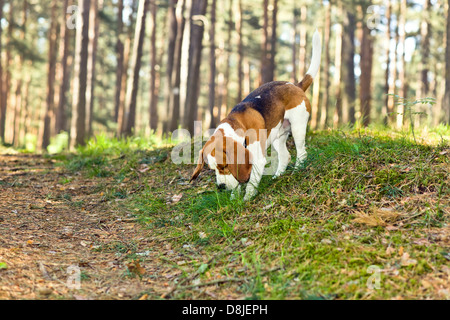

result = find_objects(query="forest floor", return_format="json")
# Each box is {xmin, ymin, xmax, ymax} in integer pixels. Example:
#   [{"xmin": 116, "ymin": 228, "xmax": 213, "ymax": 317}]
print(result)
[{"xmin": 0, "ymin": 128, "xmax": 449, "ymax": 300}]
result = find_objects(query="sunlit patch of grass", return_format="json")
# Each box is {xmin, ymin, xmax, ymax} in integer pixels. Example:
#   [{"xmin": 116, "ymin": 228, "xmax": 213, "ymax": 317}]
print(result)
[{"xmin": 61, "ymin": 126, "xmax": 449, "ymax": 300}]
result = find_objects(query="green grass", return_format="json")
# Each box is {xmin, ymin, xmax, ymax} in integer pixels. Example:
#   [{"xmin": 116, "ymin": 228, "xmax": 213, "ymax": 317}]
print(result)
[{"xmin": 61, "ymin": 127, "xmax": 450, "ymax": 300}]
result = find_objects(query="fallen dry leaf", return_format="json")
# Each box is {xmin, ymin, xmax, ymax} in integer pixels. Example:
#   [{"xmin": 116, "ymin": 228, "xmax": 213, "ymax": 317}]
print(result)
[{"xmin": 400, "ymin": 253, "xmax": 417, "ymax": 266}]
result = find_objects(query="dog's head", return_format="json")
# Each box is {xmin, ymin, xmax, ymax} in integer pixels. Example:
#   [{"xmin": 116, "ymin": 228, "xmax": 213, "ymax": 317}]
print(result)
[{"xmin": 190, "ymin": 130, "xmax": 252, "ymax": 190}]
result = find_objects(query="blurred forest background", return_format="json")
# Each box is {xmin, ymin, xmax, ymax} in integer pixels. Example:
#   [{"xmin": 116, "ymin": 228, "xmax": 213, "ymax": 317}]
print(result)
[{"xmin": 0, "ymin": 0, "xmax": 449, "ymax": 152}]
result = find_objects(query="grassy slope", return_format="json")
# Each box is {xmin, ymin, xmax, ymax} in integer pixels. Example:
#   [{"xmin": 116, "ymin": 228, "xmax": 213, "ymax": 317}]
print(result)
[{"xmin": 60, "ymin": 128, "xmax": 449, "ymax": 300}]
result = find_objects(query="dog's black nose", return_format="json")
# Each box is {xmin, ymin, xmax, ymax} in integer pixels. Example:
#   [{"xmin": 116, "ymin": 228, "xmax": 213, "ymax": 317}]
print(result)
[{"xmin": 217, "ymin": 184, "xmax": 226, "ymax": 190}]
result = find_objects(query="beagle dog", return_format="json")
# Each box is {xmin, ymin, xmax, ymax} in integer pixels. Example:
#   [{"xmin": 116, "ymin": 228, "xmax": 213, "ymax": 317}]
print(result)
[{"xmin": 191, "ymin": 30, "xmax": 322, "ymax": 201}]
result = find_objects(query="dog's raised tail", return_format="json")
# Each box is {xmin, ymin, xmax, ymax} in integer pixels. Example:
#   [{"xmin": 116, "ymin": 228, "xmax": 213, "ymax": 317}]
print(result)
[{"xmin": 298, "ymin": 29, "xmax": 322, "ymax": 92}]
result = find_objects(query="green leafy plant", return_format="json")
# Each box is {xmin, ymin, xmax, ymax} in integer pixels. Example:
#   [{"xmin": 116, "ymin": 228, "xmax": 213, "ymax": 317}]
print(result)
[{"xmin": 388, "ymin": 94, "xmax": 436, "ymax": 143}]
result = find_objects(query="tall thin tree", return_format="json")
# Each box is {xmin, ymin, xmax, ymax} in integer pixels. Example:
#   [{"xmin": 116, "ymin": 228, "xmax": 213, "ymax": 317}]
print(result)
[
  {"xmin": 55, "ymin": 0, "xmax": 72, "ymax": 134},
  {"xmin": 396, "ymin": 0, "xmax": 407, "ymax": 129},
  {"xmin": 319, "ymin": 1, "xmax": 331, "ymax": 129},
  {"xmin": 86, "ymin": 0, "xmax": 100, "ymax": 138},
  {"xmin": 0, "ymin": 0, "xmax": 5, "ymax": 143},
  {"xmin": 168, "ymin": 0, "xmax": 187, "ymax": 132},
  {"xmin": 445, "ymin": 0, "xmax": 450, "ymax": 124},
  {"xmin": 360, "ymin": 16, "xmax": 374, "ymax": 127},
  {"xmin": 70, "ymin": 0, "xmax": 91, "ymax": 149},
  {"xmin": 149, "ymin": 0, "xmax": 159, "ymax": 131},
  {"xmin": 184, "ymin": 0, "xmax": 208, "ymax": 134},
  {"xmin": 42, "ymin": 0, "xmax": 59, "ymax": 150},
  {"xmin": 124, "ymin": 0, "xmax": 150, "ymax": 136},
  {"xmin": 208, "ymin": 0, "xmax": 217, "ymax": 128},
  {"xmin": 114, "ymin": 0, "xmax": 124, "ymax": 122}
]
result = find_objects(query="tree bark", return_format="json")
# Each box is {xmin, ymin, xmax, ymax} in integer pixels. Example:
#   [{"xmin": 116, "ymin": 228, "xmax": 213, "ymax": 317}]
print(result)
[
  {"xmin": 0, "ymin": 0, "xmax": 4, "ymax": 143},
  {"xmin": 161, "ymin": 0, "xmax": 178, "ymax": 134},
  {"xmin": 184, "ymin": 0, "xmax": 208, "ymax": 135},
  {"xmin": 168, "ymin": 0, "xmax": 187, "ymax": 132},
  {"xmin": 319, "ymin": 1, "xmax": 331, "ymax": 129},
  {"xmin": 260, "ymin": 0, "xmax": 270, "ymax": 84},
  {"xmin": 383, "ymin": 0, "xmax": 392, "ymax": 125},
  {"xmin": 70, "ymin": 0, "xmax": 91, "ymax": 149},
  {"xmin": 0, "ymin": 0, "xmax": 3, "ymax": 143},
  {"xmin": 291, "ymin": 6, "xmax": 298, "ymax": 83},
  {"xmin": 55, "ymin": 0, "xmax": 72, "ymax": 134},
  {"xmin": 13, "ymin": 0, "xmax": 28, "ymax": 147},
  {"xmin": 417, "ymin": 0, "xmax": 431, "ymax": 127},
  {"xmin": 149, "ymin": 0, "xmax": 159, "ymax": 131},
  {"xmin": 42, "ymin": 0, "xmax": 59, "ymax": 150},
  {"xmin": 388, "ymin": 2, "xmax": 400, "ymax": 126},
  {"xmin": 3, "ymin": 1, "xmax": 13, "ymax": 143},
  {"xmin": 86, "ymin": 0, "xmax": 100, "ymax": 138},
  {"xmin": 310, "ymin": 30, "xmax": 322, "ymax": 130},
  {"xmin": 208, "ymin": 0, "xmax": 217, "ymax": 128},
  {"xmin": 359, "ymin": 22, "xmax": 374, "ymax": 127},
  {"xmin": 114, "ymin": 0, "xmax": 124, "ymax": 122},
  {"xmin": 236, "ymin": 0, "xmax": 244, "ymax": 104},
  {"xmin": 298, "ymin": 5, "xmax": 307, "ymax": 79},
  {"xmin": 342, "ymin": 8, "xmax": 356, "ymax": 125},
  {"xmin": 396, "ymin": 0, "xmax": 407, "ymax": 129},
  {"xmin": 269, "ymin": 0, "xmax": 278, "ymax": 82},
  {"xmin": 445, "ymin": 0, "xmax": 450, "ymax": 124},
  {"xmin": 333, "ymin": 4, "xmax": 343, "ymax": 127},
  {"xmin": 124, "ymin": 0, "xmax": 150, "ymax": 136}
]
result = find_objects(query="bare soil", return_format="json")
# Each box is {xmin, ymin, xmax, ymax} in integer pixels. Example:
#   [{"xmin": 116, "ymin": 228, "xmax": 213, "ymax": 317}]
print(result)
[{"xmin": 0, "ymin": 154, "xmax": 176, "ymax": 300}]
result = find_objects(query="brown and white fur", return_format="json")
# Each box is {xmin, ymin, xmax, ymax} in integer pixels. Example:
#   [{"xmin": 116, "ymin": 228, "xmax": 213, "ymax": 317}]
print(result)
[{"xmin": 191, "ymin": 30, "xmax": 322, "ymax": 201}]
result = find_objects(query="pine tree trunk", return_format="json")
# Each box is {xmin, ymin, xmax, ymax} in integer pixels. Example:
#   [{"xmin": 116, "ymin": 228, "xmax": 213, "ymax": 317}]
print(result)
[
  {"xmin": 319, "ymin": 1, "xmax": 331, "ymax": 129},
  {"xmin": 416, "ymin": 0, "xmax": 431, "ymax": 128},
  {"xmin": 310, "ymin": 30, "xmax": 322, "ymax": 130},
  {"xmin": 360, "ymin": 22, "xmax": 374, "ymax": 127},
  {"xmin": 117, "ymin": 37, "xmax": 131, "ymax": 136},
  {"xmin": 219, "ymin": 0, "xmax": 232, "ymax": 119},
  {"xmin": 397, "ymin": 0, "xmax": 407, "ymax": 129},
  {"xmin": 161, "ymin": 0, "xmax": 178, "ymax": 134},
  {"xmin": 70, "ymin": 0, "xmax": 91, "ymax": 149},
  {"xmin": 445, "ymin": 0, "xmax": 450, "ymax": 124},
  {"xmin": 149, "ymin": 0, "xmax": 159, "ymax": 131},
  {"xmin": 383, "ymin": 0, "xmax": 392, "ymax": 125},
  {"xmin": 342, "ymin": 8, "xmax": 356, "ymax": 125},
  {"xmin": 291, "ymin": 6, "xmax": 298, "ymax": 83},
  {"xmin": 55, "ymin": 0, "xmax": 72, "ymax": 134},
  {"xmin": 13, "ymin": 0, "xmax": 28, "ymax": 147},
  {"xmin": 260, "ymin": 0, "xmax": 270, "ymax": 84},
  {"xmin": 388, "ymin": 2, "xmax": 400, "ymax": 126},
  {"xmin": 124, "ymin": 0, "xmax": 150, "ymax": 136},
  {"xmin": 114, "ymin": 0, "xmax": 124, "ymax": 122},
  {"xmin": 236, "ymin": 0, "xmax": 243, "ymax": 104},
  {"xmin": 86, "ymin": 0, "xmax": 99, "ymax": 138},
  {"xmin": 269, "ymin": 0, "xmax": 277, "ymax": 81},
  {"xmin": 184, "ymin": 0, "xmax": 208, "ymax": 134},
  {"xmin": 42, "ymin": 0, "xmax": 59, "ymax": 150},
  {"xmin": 298, "ymin": 5, "xmax": 307, "ymax": 79},
  {"xmin": 3, "ymin": 2, "xmax": 13, "ymax": 143},
  {"xmin": 333, "ymin": 5, "xmax": 343, "ymax": 127},
  {"xmin": 208, "ymin": 0, "xmax": 217, "ymax": 128},
  {"xmin": 168, "ymin": 0, "xmax": 186, "ymax": 132},
  {"xmin": 0, "ymin": 0, "xmax": 4, "ymax": 142}
]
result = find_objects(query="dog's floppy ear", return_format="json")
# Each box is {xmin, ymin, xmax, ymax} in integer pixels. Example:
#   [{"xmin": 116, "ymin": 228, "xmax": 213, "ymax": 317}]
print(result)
[
  {"xmin": 226, "ymin": 139, "xmax": 252, "ymax": 183},
  {"xmin": 190, "ymin": 138, "xmax": 215, "ymax": 182}
]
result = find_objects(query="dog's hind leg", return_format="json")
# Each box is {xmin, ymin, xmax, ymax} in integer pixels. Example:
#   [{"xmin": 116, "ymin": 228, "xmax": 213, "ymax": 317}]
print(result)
[{"xmin": 286, "ymin": 101, "xmax": 310, "ymax": 169}]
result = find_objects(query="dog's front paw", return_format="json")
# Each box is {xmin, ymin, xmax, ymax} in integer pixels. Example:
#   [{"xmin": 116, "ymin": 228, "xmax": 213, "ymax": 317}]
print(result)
[{"xmin": 243, "ymin": 186, "xmax": 257, "ymax": 201}]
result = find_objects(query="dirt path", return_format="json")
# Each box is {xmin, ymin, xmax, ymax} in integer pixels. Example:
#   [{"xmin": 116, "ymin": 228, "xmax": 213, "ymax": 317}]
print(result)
[{"xmin": 0, "ymin": 154, "xmax": 173, "ymax": 300}]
